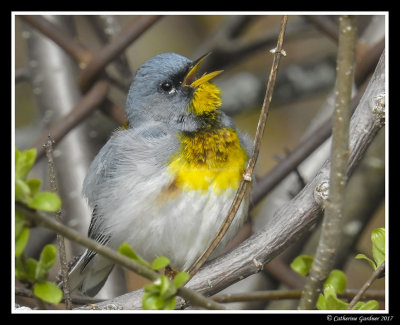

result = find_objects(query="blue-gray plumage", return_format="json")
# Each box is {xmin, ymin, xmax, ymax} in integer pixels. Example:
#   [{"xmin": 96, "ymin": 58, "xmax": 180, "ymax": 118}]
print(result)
[{"xmin": 67, "ymin": 53, "xmax": 252, "ymax": 297}]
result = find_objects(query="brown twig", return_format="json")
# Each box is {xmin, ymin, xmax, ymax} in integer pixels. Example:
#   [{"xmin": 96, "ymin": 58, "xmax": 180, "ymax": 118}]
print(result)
[
  {"xmin": 15, "ymin": 286, "xmax": 105, "ymax": 305},
  {"xmin": 19, "ymin": 15, "xmax": 93, "ymax": 65},
  {"xmin": 33, "ymin": 79, "xmax": 110, "ymax": 160},
  {"xmin": 250, "ymin": 31, "xmax": 382, "ymax": 208},
  {"xmin": 198, "ymin": 17, "xmax": 309, "ymax": 73},
  {"xmin": 43, "ymin": 136, "xmax": 72, "ymax": 309},
  {"xmin": 263, "ymin": 258, "xmax": 305, "ymax": 290},
  {"xmin": 303, "ymin": 15, "xmax": 339, "ymax": 43},
  {"xmin": 15, "ymin": 202, "xmax": 227, "ymax": 310},
  {"xmin": 355, "ymin": 37, "xmax": 385, "ymax": 87},
  {"xmin": 250, "ymin": 83, "xmax": 365, "ymax": 209},
  {"xmin": 299, "ymin": 15, "xmax": 357, "ymax": 310},
  {"xmin": 77, "ymin": 15, "xmax": 162, "ymax": 90},
  {"xmin": 348, "ymin": 261, "xmax": 385, "ymax": 309},
  {"xmin": 187, "ymin": 15, "xmax": 289, "ymax": 277},
  {"xmin": 57, "ymin": 50, "xmax": 385, "ymax": 310},
  {"xmin": 212, "ymin": 288, "xmax": 385, "ymax": 304}
]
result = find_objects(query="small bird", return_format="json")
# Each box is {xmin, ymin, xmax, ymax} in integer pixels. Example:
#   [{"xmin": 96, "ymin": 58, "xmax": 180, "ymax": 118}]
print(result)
[{"xmin": 68, "ymin": 52, "xmax": 252, "ymax": 296}]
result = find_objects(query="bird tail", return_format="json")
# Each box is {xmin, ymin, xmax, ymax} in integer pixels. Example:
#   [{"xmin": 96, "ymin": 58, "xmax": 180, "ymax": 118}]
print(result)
[{"xmin": 67, "ymin": 250, "xmax": 114, "ymax": 297}]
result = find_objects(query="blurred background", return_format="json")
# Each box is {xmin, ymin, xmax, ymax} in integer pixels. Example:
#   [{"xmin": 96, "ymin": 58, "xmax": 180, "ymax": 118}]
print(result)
[{"xmin": 13, "ymin": 13, "xmax": 386, "ymax": 310}]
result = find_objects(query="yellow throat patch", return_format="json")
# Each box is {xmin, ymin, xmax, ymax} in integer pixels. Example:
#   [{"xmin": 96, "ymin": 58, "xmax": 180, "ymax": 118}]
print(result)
[
  {"xmin": 188, "ymin": 81, "xmax": 222, "ymax": 115},
  {"xmin": 167, "ymin": 81, "xmax": 248, "ymax": 195}
]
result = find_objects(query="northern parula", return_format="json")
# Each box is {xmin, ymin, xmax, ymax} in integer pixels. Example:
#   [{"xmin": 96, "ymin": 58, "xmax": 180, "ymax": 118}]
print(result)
[{"xmin": 68, "ymin": 52, "xmax": 252, "ymax": 296}]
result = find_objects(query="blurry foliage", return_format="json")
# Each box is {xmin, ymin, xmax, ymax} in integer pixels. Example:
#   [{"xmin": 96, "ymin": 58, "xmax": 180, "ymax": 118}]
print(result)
[
  {"xmin": 291, "ymin": 227, "xmax": 385, "ymax": 310},
  {"xmin": 15, "ymin": 147, "xmax": 63, "ymax": 305}
]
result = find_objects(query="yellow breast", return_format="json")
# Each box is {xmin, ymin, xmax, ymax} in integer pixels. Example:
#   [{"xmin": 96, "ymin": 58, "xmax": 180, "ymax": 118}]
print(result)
[{"xmin": 167, "ymin": 128, "xmax": 248, "ymax": 195}]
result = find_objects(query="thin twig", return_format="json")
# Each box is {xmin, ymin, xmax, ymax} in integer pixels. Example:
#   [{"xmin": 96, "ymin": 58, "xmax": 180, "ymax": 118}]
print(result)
[
  {"xmin": 212, "ymin": 288, "xmax": 386, "ymax": 304},
  {"xmin": 20, "ymin": 15, "xmax": 92, "ymax": 65},
  {"xmin": 348, "ymin": 262, "xmax": 385, "ymax": 309},
  {"xmin": 87, "ymin": 15, "xmax": 133, "ymax": 82},
  {"xmin": 303, "ymin": 15, "xmax": 339, "ymax": 43},
  {"xmin": 250, "ymin": 81, "xmax": 366, "ymax": 209},
  {"xmin": 197, "ymin": 17, "xmax": 309, "ymax": 73},
  {"xmin": 43, "ymin": 136, "xmax": 72, "ymax": 310},
  {"xmin": 67, "ymin": 51, "xmax": 385, "ymax": 310},
  {"xmin": 15, "ymin": 286, "xmax": 105, "ymax": 306},
  {"xmin": 77, "ymin": 15, "xmax": 161, "ymax": 90},
  {"xmin": 33, "ymin": 79, "xmax": 110, "ymax": 160},
  {"xmin": 251, "ymin": 27, "xmax": 383, "ymax": 208},
  {"xmin": 187, "ymin": 15, "xmax": 289, "ymax": 277},
  {"xmin": 298, "ymin": 15, "xmax": 357, "ymax": 310},
  {"xmin": 15, "ymin": 202, "xmax": 227, "ymax": 310}
]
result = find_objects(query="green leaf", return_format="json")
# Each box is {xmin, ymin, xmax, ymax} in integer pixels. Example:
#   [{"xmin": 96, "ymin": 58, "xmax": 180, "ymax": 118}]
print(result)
[
  {"xmin": 173, "ymin": 272, "xmax": 190, "ymax": 289},
  {"xmin": 151, "ymin": 256, "xmax": 170, "ymax": 270},
  {"xmin": 26, "ymin": 178, "xmax": 42, "ymax": 196},
  {"xmin": 320, "ymin": 284, "xmax": 349, "ymax": 310},
  {"xmin": 33, "ymin": 281, "xmax": 63, "ymax": 304},
  {"xmin": 39, "ymin": 244, "xmax": 57, "ymax": 271},
  {"xmin": 15, "ymin": 211, "xmax": 26, "ymax": 238},
  {"xmin": 353, "ymin": 300, "xmax": 379, "ymax": 310},
  {"xmin": 325, "ymin": 294, "xmax": 349, "ymax": 310},
  {"xmin": 371, "ymin": 228, "xmax": 385, "ymax": 268},
  {"xmin": 15, "ymin": 178, "xmax": 31, "ymax": 203},
  {"xmin": 352, "ymin": 301, "xmax": 364, "ymax": 310},
  {"xmin": 15, "ymin": 257, "xmax": 27, "ymax": 281},
  {"xmin": 144, "ymin": 283, "xmax": 159, "ymax": 295},
  {"xmin": 142, "ymin": 293, "xmax": 164, "ymax": 310},
  {"xmin": 15, "ymin": 148, "xmax": 37, "ymax": 181},
  {"xmin": 355, "ymin": 253, "xmax": 377, "ymax": 270},
  {"xmin": 316, "ymin": 294, "xmax": 327, "ymax": 310},
  {"xmin": 28, "ymin": 191, "xmax": 61, "ymax": 212},
  {"xmin": 163, "ymin": 296, "xmax": 176, "ymax": 310},
  {"xmin": 118, "ymin": 242, "xmax": 150, "ymax": 268},
  {"xmin": 26, "ymin": 258, "xmax": 39, "ymax": 282},
  {"xmin": 159, "ymin": 275, "xmax": 172, "ymax": 298},
  {"xmin": 15, "ymin": 227, "xmax": 30, "ymax": 257},
  {"xmin": 290, "ymin": 255, "xmax": 314, "ymax": 276},
  {"xmin": 324, "ymin": 269, "xmax": 347, "ymax": 294}
]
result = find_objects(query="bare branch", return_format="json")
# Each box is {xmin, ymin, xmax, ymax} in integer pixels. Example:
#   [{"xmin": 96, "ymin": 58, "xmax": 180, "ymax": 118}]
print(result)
[
  {"xmin": 298, "ymin": 15, "xmax": 358, "ymax": 310},
  {"xmin": 15, "ymin": 203, "xmax": 227, "ymax": 310},
  {"xmin": 348, "ymin": 262, "xmax": 385, "ymax": 309},
  {"xmin": 33, "ymin": 79, "xmax": 110, "ymax": 160},
  {"xmin": 212, "ymin": 288, "xmax": 385, "ymax": 304},
  {"xmin": 20, "ymin": 15, "xmax": 92, "ymax": 65},
  {"xmin": 77, "ymin": 16, "xmax": 161, "ymax": 90},
  {"xmin": 43, "ymin": 136, "xmax": 72, "ymax": 310},
  {"xmin": 187, "ymin": 15, "xmax": 289, "ymax": 277},
  {"xmin": 67, "ymin": 48, "xmax": 385, "ymax": 311}
]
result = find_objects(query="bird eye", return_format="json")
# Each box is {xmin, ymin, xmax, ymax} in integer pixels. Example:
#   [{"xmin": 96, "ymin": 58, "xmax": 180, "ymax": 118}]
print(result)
[{"xmin": 161, "ymin": 81, "xmax": 173, "ymax": 92}]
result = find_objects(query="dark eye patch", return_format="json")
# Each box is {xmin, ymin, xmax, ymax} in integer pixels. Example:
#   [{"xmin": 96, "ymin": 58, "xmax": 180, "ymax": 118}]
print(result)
[{"xmin": 161, "ymin": 81, "xmax": 173, "ymax": 92}]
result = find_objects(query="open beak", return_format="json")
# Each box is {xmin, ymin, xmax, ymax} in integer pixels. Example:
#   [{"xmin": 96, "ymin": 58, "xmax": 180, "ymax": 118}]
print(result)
[{"xmin": 183, "ymin": 52, "xmax": 223, "ymax": 88}]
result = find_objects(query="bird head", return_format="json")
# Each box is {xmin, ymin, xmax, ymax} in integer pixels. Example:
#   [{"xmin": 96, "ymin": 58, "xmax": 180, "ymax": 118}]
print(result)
[{"xmin": 125, "ymin": 52, "xmax": 223, "ymax": 132}]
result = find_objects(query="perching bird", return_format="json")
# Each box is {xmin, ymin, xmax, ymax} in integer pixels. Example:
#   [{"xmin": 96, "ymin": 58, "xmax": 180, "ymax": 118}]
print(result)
[{"xmin": 68, "ymin": 52, "xmax": 252, "ymax": 296}]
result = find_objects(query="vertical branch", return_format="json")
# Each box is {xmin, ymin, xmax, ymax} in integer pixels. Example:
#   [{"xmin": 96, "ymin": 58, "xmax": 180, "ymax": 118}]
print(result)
[
  {"xmin": 298, "ymin": 15, "xmax": 357, "ymax": 309},
  {"xmin": 44, "ymin": 136, "xmax": 72, "ymax": 310},
  {"xmin": 188, "ymin": 15, "xmax": 288, "ymax": 277}
]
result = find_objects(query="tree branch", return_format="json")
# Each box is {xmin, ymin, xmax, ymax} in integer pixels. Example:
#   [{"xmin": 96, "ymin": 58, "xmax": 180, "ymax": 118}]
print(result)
[
  {"xmin": 212, "ymin": 288, "xmax": 385, "ymax": 304},
  {"xmin": 187, "ymin": 15, "xmax": 289, "ymax": 277},
  {"xmin": 15, "ymin": 203, "xmax": 227, "ymax": 310},
  {"xmin": 348, "ymin": 261, "xmax": 385, "ymax": 309},
  {"xmin": 90, "ymin": 50, "xmax": 384, "ymax": 310},
  {"xmin": 298, "ymin": 15, "xmax": 358, "ymax": 310},
  {"xmin": 20, "ymin": 15, "xmax": 92, "ymax": 65},
  {"xmin": 77, "ymin": 15, "xmax": 161, "ymax": 90},
  {"xmin": 43, "ymin": 136, "xmax": 72, "ymax": 310},
  {"xmin": 33, "ymin": 79, "xmax": 110, "ymax": 160}
]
